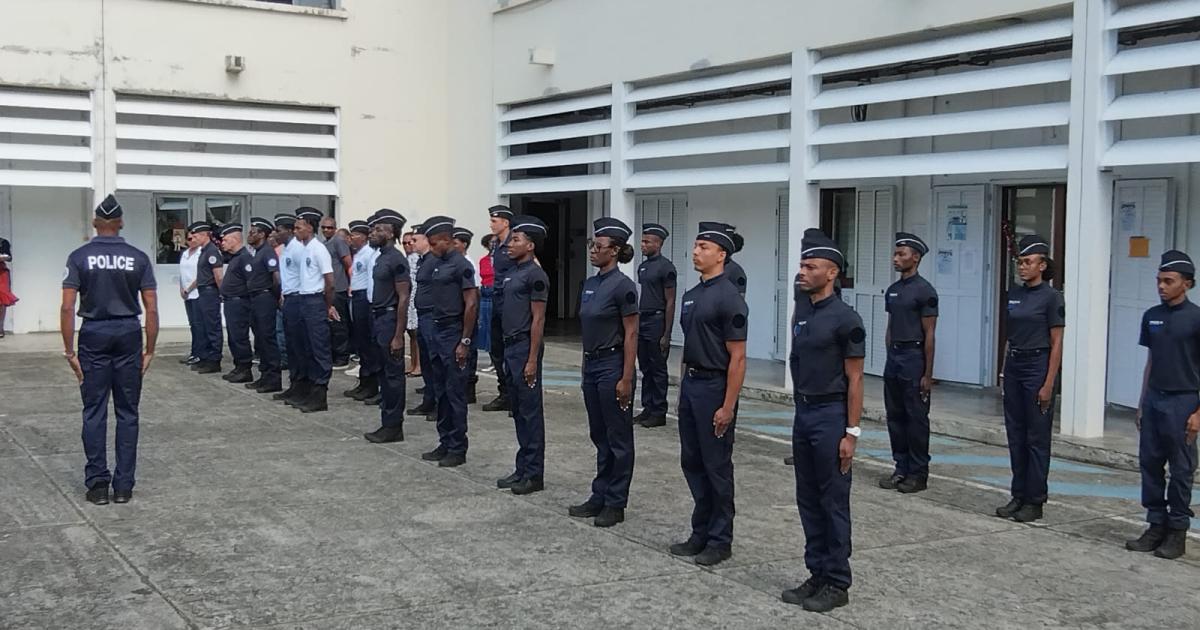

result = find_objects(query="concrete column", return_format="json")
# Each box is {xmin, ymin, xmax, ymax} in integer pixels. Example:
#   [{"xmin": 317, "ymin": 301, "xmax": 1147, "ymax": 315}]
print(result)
[
  {"xmin": 1061, "ymin": 0, "xmax": 1117, "ymax": 438},
  {"xmin": 610, "ymin": 82, "xmax": 636, "ymax": 276},
  {"xmin": 784, "ymin": 49, "xmax": 822, "ymax": 389}
]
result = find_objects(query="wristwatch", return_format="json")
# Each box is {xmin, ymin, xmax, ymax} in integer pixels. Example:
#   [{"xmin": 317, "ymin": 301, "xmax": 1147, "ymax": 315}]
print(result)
[
  {"xmin": 844, "ymin": 426, "xmax": 862, "ymax": 438},
  {"xmin": 460, "ymin": 337, "xmax": 472, "ymax": 347}
]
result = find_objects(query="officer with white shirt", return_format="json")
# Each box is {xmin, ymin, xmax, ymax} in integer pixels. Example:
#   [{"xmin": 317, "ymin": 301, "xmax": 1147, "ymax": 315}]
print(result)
[
  {"xmin": 291, "ymin": 207, "xmax": 338, "ymax": 413},
  {"xmin": 344, "ymin": 219, "xmax": 382, "ymax": 401},
  {"xmin": 177, "ymin": 234, "xmax": 202, "ymax": 365},
  {"xmin": 272, "ymin": 214, "xmax": 308, "ymax": 405}
]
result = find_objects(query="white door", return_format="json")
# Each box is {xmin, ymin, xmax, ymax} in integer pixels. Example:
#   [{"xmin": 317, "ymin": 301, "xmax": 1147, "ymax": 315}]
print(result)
[
  {"xmin": 931, "ymin": 185, "xmax": 988, "ymax": 385},
  {"xmin": 849, "ymin": 187, "xmax": 895, "ymax": 376},
  {"xmin": 635, "ymin": 193, "xmax": 688, "ymax": 345},
  {"xmin": 774, "ymin": 190, "xmax": 790, "ymax": 359},
  {"xmin": 1107, "ymin": 179, "xmax": 1172, "ymax": 408}
]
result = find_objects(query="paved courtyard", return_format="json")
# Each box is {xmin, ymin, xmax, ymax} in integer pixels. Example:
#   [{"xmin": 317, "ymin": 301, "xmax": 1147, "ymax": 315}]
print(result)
[{"xmin": 2, "ymin": 344, "xmax": 1198, "ymax": 629}]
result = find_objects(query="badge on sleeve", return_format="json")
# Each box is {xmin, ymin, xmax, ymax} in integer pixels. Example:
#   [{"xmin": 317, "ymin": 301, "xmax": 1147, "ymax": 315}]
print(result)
[
  {"xmin": 208, "ymin": 255, "xmax": 218, "ymax": 265},
  {"xmin": 245, "ymin": 264, "xmax": 253, "ymax": 272},
  {"xmin": 268, "ymin": 259, "xmax": 278, "ymax": 268}
]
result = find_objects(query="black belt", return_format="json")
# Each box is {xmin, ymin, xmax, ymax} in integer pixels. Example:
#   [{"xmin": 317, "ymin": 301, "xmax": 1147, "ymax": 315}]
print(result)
[
  {"xmin": 684, "ymin": 364, "xmax": 725, "ymax": 379},
  {"xmin": 224, "ymin": 295, "xmax": 250, "ymax": 300},
  {"xmin": 249, "ymin": 289, "xmax": 273, "ymax": 296},
  {"xmin": 584, "ymin": 345, "xmax": 622, "ymax": 359},
  {"xmin": 504, "ymin": 331, "xmax": 529, "ymax": 344},
  {"xmin": 890, "ymin": 341, "xmax": 923, "ymax": 350},
  {"xmin": 640, "ymin": 309, "xmax": 665, "ymax": 315},
  {"xmin": 351, "ymin": 289, "xmax": 368, "ymax": 297},
  {"xmin": 1008, "ymin": 347, "xmax": 1047, "ymax": 357},
  {"xmin": 435, "ymin": 316, "xmax": 463, "ymax": 328},
  {"xmin": 373, "ymin": 306, "xmax": 396, "ymax": 314},
  {"xmin": 796, "ymin": 392, "xmax": 847, "ymax": 404}
]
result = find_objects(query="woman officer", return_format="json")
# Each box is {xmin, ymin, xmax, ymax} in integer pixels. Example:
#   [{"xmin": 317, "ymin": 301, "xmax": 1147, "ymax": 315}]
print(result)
[
  {"xmin": 568, "ymin": 217, "xmax": 640, "ymax": 528},
  {"xmin": 996, "ymin": 234, "xmax": 1065, "ymax": 523}
]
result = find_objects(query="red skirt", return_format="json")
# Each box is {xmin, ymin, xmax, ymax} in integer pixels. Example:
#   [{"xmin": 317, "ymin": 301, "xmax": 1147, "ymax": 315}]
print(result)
[{"xmin": 0, "ymin": 266, "xmax": 18, "ymax": 307}]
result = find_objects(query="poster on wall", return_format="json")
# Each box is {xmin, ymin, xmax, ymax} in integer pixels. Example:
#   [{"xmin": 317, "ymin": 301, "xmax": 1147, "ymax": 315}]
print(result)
[{"xmin": 936, "ymin": 249, "xmax": 954, "ymax": 276}]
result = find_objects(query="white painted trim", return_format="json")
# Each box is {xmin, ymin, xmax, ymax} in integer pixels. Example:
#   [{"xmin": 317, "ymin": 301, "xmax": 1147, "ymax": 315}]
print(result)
[
  {"xmin": 499, "ymin": 147, "xmax": 611, "ymax": 170},
  {"xmin": 1102, "ymin": 136, "xmax": 1200, "ymax": 167},
  {"xmin": 116, "ymin": 174, "xmax": 337, "ymax": 195},
  {"xmin": 499, "ymin": 120, "xmax": 611, "ymax": 146},
  {"xmin": 115, "ymin": 149, "xmax": 338, "ymax": 172},
  {"xmin": 0, "ymin": 90, "xmax": 92, "ymax": 111},
  {"xmin": 626, "ymin": 129, "xmax": 789, "ymax": 160},
  {"xmin": 625, "ymin": 163, "xmax": 789, "ymax": 189},
  {"xmin": 625, "ymin": 64, "xmax": 791, "ymax": 103},
  {"xmin": 497, "ymin": 173, "xmax": 611, "ymax": 195},
  {"xmin": 0, "ymin": 169, "xmax": 92, "ymax": 188},
  {"xmin": 1106, "ymin": 0, "xmax": 1200, "ymax": 29},
  {"xmin": 499, "ymin": 92, "xmax": 612, "ymax": 121},
  {"xmin": 1105, "ymin": 39, "xmax": 1200, "ymax": 75},
  {"xmin": 0, "ymin": 143, "xmax": 92, "ymax": 163},
  {"xmin": 115, "ymin": 99, "xmax": 337, "ymax": 126},
  {"xmin": 115, "ymin": 124, "xmax": 337, "ymax": 149},
  {"xmin": 0, "ymin": 117, "xmax": 92, "ymax": 137},
  {"xmin": 1104, "ymin": 88, "xmax": 1200, "ymax": 121},
  {"xmin": 627, "ymin": 95, "xmax": 790, "ymax": 131},
  {"xmin": 808, "ymin": 145, "xmax": 1068, "ymax": 180},
  {"xmin": 809, "ymin": 102, "xmax": 1069, "ymax": 145}
]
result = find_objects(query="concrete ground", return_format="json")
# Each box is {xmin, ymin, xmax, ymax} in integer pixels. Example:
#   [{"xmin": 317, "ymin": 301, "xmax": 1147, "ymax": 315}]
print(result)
[{"xmin": 2, "ymin": 341, "xmax": 1199, "ymax": 629}]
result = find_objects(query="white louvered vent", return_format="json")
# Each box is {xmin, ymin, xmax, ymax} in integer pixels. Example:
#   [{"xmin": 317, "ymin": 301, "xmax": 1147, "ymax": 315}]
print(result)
[
  {"xmin": 498, "ymin": 91, "xmax": 612, "ymax": 195},
  {"xmin": 0, "ymin": 86, "xmax": 93, "ymax": 188}
]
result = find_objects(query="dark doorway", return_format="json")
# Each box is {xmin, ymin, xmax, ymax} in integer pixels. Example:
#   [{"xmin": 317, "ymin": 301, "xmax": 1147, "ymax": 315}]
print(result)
[{"xmin": 510, "ymin": 192, "xmax": 588, "ymax": 338}]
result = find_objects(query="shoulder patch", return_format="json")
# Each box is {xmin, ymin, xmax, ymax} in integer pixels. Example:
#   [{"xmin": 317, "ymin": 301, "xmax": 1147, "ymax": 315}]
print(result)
[
  {"xmin": 208, "ymin": 255, "xmax": 218, "ymax": 265},
  {"xmin": 732, "ymin": 313, "xmax": 747, "ymax": 329},
  {"xmin": 398, "ymin": 264, "xmax": 408, "ymax": 275},
  {"xmin": 667, "ymin": 271, "xmax": 677, "ymax": 281},
  {"xmin": 1058, "ymin": 306, "xmax": 1065, "ymax": 318},
  {"xmin": 737, "ymin": 276, "xmax": 746, "ymax": 286},
  {"xmin": 244, "ymin": 263, "xmax": 253, "ymax": 272},
  {"xmin": 625, "ymin": 290, "xmax": 637, "ymax": 305},
  {"xmin": 849, "ymin": 327, "xmax": 866, "ymax": 343},
  {"xmin": 927, "ymin": 296, "xmax": 938, "ymax": 308},
  {"xmin": 62, "ymin": 266, "xmax": 69, "ymax": 281},
  {"xmin": 533, "ymin": 280, "xmax": 547, "ymax": 292},
  {"xmin": 463, "ymin": 268, "xmax": 474, "ymax": 279},
  {"xmin": 268, "ymin": 258, "xmax": 277, "ymax": 268}
]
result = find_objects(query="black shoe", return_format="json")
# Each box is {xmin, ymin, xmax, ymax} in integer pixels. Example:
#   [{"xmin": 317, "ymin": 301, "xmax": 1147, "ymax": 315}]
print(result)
[
  {"xmin": 255, "ymin": 379, "xmax": 282, "ymax": 394},
  {"xmin": 244, "ymin": 378, "xmax": 263, "ymax": 389},
  {"xmin": 422, "ymin": 446, "xmax": 448, "ymax": 461},
  {"xmin": 223, "ymin": 366, "xmax": 253, "ymax": 383},
  {"xmin": 415, "ymin": 386, "xmax": 425, "ymax": 395},
  {"xmin": 482, "ymin": 396, "xmax": 510, "ymax": 412},
  {"xmin": 466, "ymin": 385, "xmax": 476, "ymax": 404},
  {"xmin": 1126, "ymin": 524, "xmax": 1167, "ymax": 552},
  {"xmin": 272, "ymin": 382, "xmax": 297, "ymax": 401},
  {"xmin": 568, "ymin": 501, "xmax": 603, "ymax": 518},
  {"xmin": 363, "ymin": 426, "xmax": 404, "ymax": 443},
  {"xmin": 286, "ymin": 382, "xmax": 314, "ymax": 407},
  {"xmin": 878, "ymin": 473, "xmax": 904, "ymax": 490},
  {"xmin": 510, "ymin": 477, "xmax": 544, "ymax": 495},
  {"xmin": 633, "ymin": 409, "xmax": 650, "ymax": 424},
  {"xmin": 179, "ymin": 355, "xmax": 196, "ymax": 364},
  {"xmin": 351, "ymin": 378, "xmax": 379, "ymax": 401},
  {"xmin": 408, "ymin": 402, "xmax": 436, "ymax": 415},
  {"xmin": 897, "ymin": 477, "xmax": 928, "ymax": 494},
  {"xmin": 995, "ymin": 498, "xmax": 1023, "ymax": 518},
  {"xmin": 1012, "ymin": 503, "xmax": 1043, "ymax": 523},
  {"xmin": 332, "ymin": 359, "xmax": 349, "ymax": 369},
  {"xmin": 784, "ymin": 456, "xmax": 794, "ymax": 466},
  {"xmin": 438, "ymin": 453, "xmax": 466, "ymax": 468},
  {"xmin": 496, "ymin": 472, "xmax": 521, "ymax": 489},
  {"xmin": 669, "ymin": 538, "xmax": 706, "ymax": 557},
  {"xmin": 802, "ymin": 583, "xmax": 849, "ymax": 613},
  {"xmin": 781, "ymin": 576, "xmax": 823, "ymax": 606},
  {"xmin": 694, "ymin": 546, "xmax": 732, "ymax": 566},
  {"xmin": 594, "ymin": 507, "xmax": 624, "ymax": 528},
  {"xmin": 343, "ymin": 382, "xmax": 366, "ymax": 398},
  {"xmin": 1154, "ymin": 529, "xmax": 1187, "ymax": 560},
  {"xmin": 194, "ymin": 361, "xmax": 221, "ymax": 374},
  {"xmin": 112, "ymin": 489, "xmax": 132, "ymax": 504},
  {"xmin": 298, "ymin": 385, "xmax": 329, "ymax": 413},
  {"xmin": 85, "ymin": 482, "xmax": 109, "ymax": 505},
  {"xmin": 640, "ymin": 415, "xmax": 666, "ymax": 428},
  {"xmin": 362, "ymin": 392, "xmax": 382, "ymax": 406}
]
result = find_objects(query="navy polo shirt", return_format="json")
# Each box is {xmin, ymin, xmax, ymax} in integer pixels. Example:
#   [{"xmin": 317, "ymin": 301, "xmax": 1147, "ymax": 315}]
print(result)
[
  {"xmin": 680, "ymin": 272, "xmax": 749, "ymax": 372},
  {"xmin": 885, "ymin": 273, "xmax": 939, "ymax": 343},
  {"xmin": 413, "ymin": 253, "xmax": 436, "ymax": 313},
  {"xmin": 248, "ymin": 245, "xmax": 279, "ymax": 293},
  {"xmin": 62, "ymin": 236, "xmax": 156, "ymax": 320},
  {"xmin": 637, "ymin": 253, "xmax": 677, "ymax": 313},
  {"xmin": 580, "ymin": 267, "xmax": 638, "ymax": 351},
  {"xmin": 195, "ymin": 242, "xmax": 222, "ymax": 289},
  {"xmin": 220, "ymin": 247, "xmax": 252, "ymax": 299},
  {"xmin": 501, "ymin": 259, "xmax": 549, "ymax": 338},
  {"xmin": 491, "ymin": 232, "xmax": 516, "ymax": 304},
  {"xmin": 426, "ymin": 249, "xmax": 477, "ymax": 320},
  {"xmin": 371, "ymin": 246, "xmax": 410, "ymax": 310},
  {"xmin": 1005, "ymin": 282, "xmax": 1065, "ymax": 351},
  {"xmin": 724, "ymin": 258, "xmax": 748, "ymax": 297},
  {"xmin": 1140, "ymin": 299, "xmax": 1200, "ymax": 392},
  {"xmin": 790, "ymin": 293, "xmax": 866, "ymax": 396}
]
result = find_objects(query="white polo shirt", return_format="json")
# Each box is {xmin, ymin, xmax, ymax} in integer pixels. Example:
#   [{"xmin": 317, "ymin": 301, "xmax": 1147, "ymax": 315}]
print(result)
[
  {"xmin": 297, "ymin": 236, "xmax": 333, "ymax": 294},
  {"xmin": 350, "ymin": 245, "xmax": 378, "ymax": 292},
  {"xmin": 178, "ymin": 246, "xmax": 200, "ymax": 300},
  {"xmin": 280, "ymin": 238, "xmax": 305, "ymax": 295}
]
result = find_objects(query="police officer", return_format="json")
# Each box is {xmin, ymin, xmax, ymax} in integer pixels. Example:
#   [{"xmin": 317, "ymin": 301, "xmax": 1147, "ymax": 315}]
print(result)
[
  {"xmin": 291, "ymin": 207, "xmax": 339, "ymax": 413},
  {"xmin": 495, "ymin": 215, "xmax": 550, "ymax": 495},
  {"xmin": 879, "ymin": 232, "xmax": 938, "ymax": 494},
  {"xmin": 189, "ymin": 220, "xmax": 224, "ymax": 373},
  {"xmin": 453, "ymin": 227, "xmax": 480, "ymax": 404},
  {"xmin": 483, "ymin": 205, "xmax": 516, "ymax": 412},
  {"xmin": 408, "ymin": 223, "xmax": 441, "ymax": 421},
  {"xmin": 781, "ymin": 228, "xmax": 865, "ymax": 612},
  {"xmin": 635, "ymin": 223, "xmax": 676, "ymax": 429},
  {"xmin": 362, "ymin": 209, "xmax": 412, "ymax": 444},
  {"xmin": 722, "ymin": 225, "xmax": 748, "ymax": 298},
  {"xmin": 569, "ymin": 218, "xmax": 639, "ymax": 528},
  {"xmin": 244, "ymin": 217, "xmax": 282, "ymax": 393},
  {"xmin": 344, "ymin": 219, "xmax": 381, "ymax": 401},
  {"xmin": 996, "ymin": 234, "xmax": 1064, "ymax": 523},
  {"xmin": 272, "ymin": 214, "xmax": 310, "ymax": 405},
  {"xmin": 668, "ymin": 221, "xmax": 748, "ymax": 568},
  {"xmin": 416, "ymin": 217, "xmax": 479, "ymax": 468},
  {"xmin": 320, "ymin": 216, "xmax": 354, "ymax": 368},
  {"xmin": 1125, "ymin": 250, "xmax": 1200, "ymax": 560},
  {"xmin": 60, "ymin": 194, "xmax": 158, "ymax": 505},
  {"xmin": 217, "ymin": 223, "xmax": 254, "ymax": 383}
]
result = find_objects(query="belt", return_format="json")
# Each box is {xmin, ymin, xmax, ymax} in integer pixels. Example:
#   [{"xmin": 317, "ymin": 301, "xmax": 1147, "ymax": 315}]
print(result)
[
  {"xmin": 504, "ymin": 331, "xmax": 530, "ymax": 344},
  {"xmin": 890, "ymin": 340, "xmax": 923, "ymax": 350},
  {"xmin": 435, "ymin": 316, "xmax": 463, "ymax": 328},
  {"xmin": 250, "ymin": 289, "xmax": 273, "ymax": 296},
  {"xmin": 684, "ymin": 364, "xmax": 725, "ymax": 380},
  {"xmin": 351, "ymin": 289, "xmax": 368, "ymax": 297},
  {"xmin": 640, "ymin": 309, "xmax": 665, "ymax": 315},
  {"xmin": 1008, "ymin": 347, "xmax": 1047, "ymax": 357},
  {"xmin": 796, "ymin": 392, "xmax": 847, "ymax": 405},
  {"xmin": 373, "ymin": 306, "xmax": 397, "ymax": 314},
  {"xmin": 298, "ymin": 292, "xmax": 323, "ymax": 297},
  {"xmin": 225, "ymin": 295, "xmax": 250, "ymax": 300},
  {"xmin": 584, "ymin": 345, "xmax": 622, "ymax": 359}
]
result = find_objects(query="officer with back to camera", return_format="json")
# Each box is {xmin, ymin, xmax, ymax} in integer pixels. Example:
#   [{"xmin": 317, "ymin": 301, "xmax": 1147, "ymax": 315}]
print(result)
[{"xmin": 243, "ymin": 216, "xmax": 282, "ymax": 393}]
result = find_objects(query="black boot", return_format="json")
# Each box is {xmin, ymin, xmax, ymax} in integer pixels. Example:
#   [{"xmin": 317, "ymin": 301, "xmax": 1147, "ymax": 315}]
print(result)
[
  {"xmin": 256, "ymin": 377, "xmax": 282, "ymax": 394},
  {"xmin": 244, "ymin": 377, "xmax": 263, "ymax": 389},
  {"xmin": 995, "ymin": 498, "xmax": 1022, "ymax": 518},
  {"xmin": 363, "ymin": 425, "xmax": 404, "ymax": 443},
  {"xmin": 1012, "ymin": 503, "xmax": 1043, "ymax": 523},
  {"xmin": 496, "ymin": 472, "xmax": 520, "ymax": 489},
  {"xmin": 285, "ymin": 382, "xmax": 313, "ymax": 407},
  {"xmin": 669, "ymin": 538, "xmax": 705, "ymax": 557},
  {"xmin": 640, "ymin": 414, "xmax": 666, "ymax": 428},
  {"xmin": 422, "ymin": 445, "xmax": 448, "ymax": 461},
  {"xmin": 510, "ymin": 477, "xmax": 544, "ymax": 495},
  {"xmin": 1154, "ymin": 528, "xmax": 1187, "ymax": 560},
  {"xmin": 298, "ymin": 385, "xmax": 329, "ymax": 413},
  {"xmin": 802, "ymin": 583, "xmax": 849, "ymax": 613},
  {"xmin": 408, "ymin": 401, "xmax": 436, "ymax": 415},
  {"xmin": 781, "ymin": 576, "xmax": 823, "ymax": 606},
  {"xmin": 633, "ymin": 409, "xmax": 650, "ymax": 425},
  {"xmin": 482, "ymin": 395, "xmax": 510, "ymax": 412},
  {"xmin": 897, "ymin": 476, "xmax": 928, "ymax": 494},
  {"xmin": 362, "ymin": 392, "xmax": 382, "ymax": 406},
  {"xmin": 594, "ymin": 507, "xmax": 624, "ymax": 528},
  {"xmin": 224, "ymin": 365, "xmax": 254, "ymax": 384},
  {"xmin": 568, "ymin": 501, "xmax": 603, "ymax": 518},
  {"xmin": 343, "ymin": 381, "xmax": 366, "ymax": 398},
  {"xmin": 351, "ymin": 376, "xmax": 379, "ymax": 401},
  {"xmin": 1126, "ymin": 524, "xmax": 1167, "ymax": 552},
  {"xmin": 466, "ymin": 382, "xmax": 476, "ymax": 404},
  {"xmin": 878, "ymin": 473, "xmax": 904, "ymax": 490},
  {"xmin": 85, "ymin": 482, "xmax": 109, "ymax": 506},
  {"xmin": 195, "ymin": 361, "xmax": 221, "ymax": 374},
  {"xmin": 273, "ymin": 381, "xmax": 300, "ymax": 402}
]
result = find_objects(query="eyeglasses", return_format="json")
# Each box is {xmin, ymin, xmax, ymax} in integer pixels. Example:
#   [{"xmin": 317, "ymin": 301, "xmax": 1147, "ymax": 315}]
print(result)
[{"xmin": 587, "ymin": 239, "xmax": 614, "ymax": 251}]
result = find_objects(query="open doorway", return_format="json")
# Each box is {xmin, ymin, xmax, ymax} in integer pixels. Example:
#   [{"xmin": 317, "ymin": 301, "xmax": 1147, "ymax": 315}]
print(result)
[{"xmin": 509, "ymin": 192, "xmax": 588, "ymax": 338}]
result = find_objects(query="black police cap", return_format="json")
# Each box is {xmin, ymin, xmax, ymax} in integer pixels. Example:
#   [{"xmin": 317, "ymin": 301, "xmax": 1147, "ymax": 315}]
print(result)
[
  {"xmin": 895, "ymin": 232, "xmax": 928, "ymax": 256},
  {"xmin": 801, "ymin": 228, "xmax": 845, "ymax": 270},
  {"xmin": 642, "ymin": 223, "xmax": 669, "ymax": 240},
  {"xmin": 419, "ymin": 216, "xmax": 456, "ymax": 237},
  {"xmin": 1159, "ymin": 249, "xmax": 1195, "ymax": 276},
  {"xmin": 95, "ymin": 194, "xmax": 123, "ymax": 219},
  {"xmin": 1018, "ymin": 234, "xmax": 1050, "ymax": 257},
  {"xmin": 593, "ymin": 217, "xmax": 632, "ymax": 244},
  {"xmin": 696, "ymin": 221, "xmax": 737, "ymax": 254}
]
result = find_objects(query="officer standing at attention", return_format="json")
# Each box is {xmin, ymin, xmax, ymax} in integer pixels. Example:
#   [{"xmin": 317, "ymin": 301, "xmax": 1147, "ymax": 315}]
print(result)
[
  {"xmin": 669, "ymin": 221, "xmax": 748, "ymax": 568},
  {"xmin": 216, "ymin": 223, "xmax": 254, "ymax": 384},
  {"xmin": 189, "ymin": 221, "xmax": 224, "ymax": 374},
  {"xmin": 453, "ymin": 227, "xmax": 480, "ymax": 404},
  {"xmin": 408, "ymin": 222, "xmax": 442, "ymax": 421},
  {"xmin": 781, "ymin": 228, "xmax": 865, "ymax": 612},
  {"xmin": 483, "ymin": 205, "xmax": 516, "ymax": 413},
  {"xmin": 495, "ymin": 215, "xmax": 550, "ymax": 495},
  {"xmin": 879, "ymin": 232, "xmax": 938, "ymax": 494},
  {"xmin": 721, "ymin": 225, "xmax": 748, "ymax": 298},
  {"xmin": 362, "ymin": 209, "xmax": 412, "ymax": 444},
  {"xmin": 320, "ymin": 216, "xmax": 353, "ymax": 369},
  {"xmin": 996, "ymin": 234, "xmax": 1064, "ymax": 523},
  {"xmin": 1125, "ymin": 250, "xmax": 1200, "ymax": 560},
  {"xmin": 344, "ymin": 219, "xmax": 381, "ymax": 401},
  {"xmin": 634, "ymin": 223, "xmax": 676, "ymax": 429},
  {"xmin": 60, "ymin": 194, "xmax": 158, "ymax": 505},
  {"xmin": 417, "ymin": 217, "xmax": 479, "ymax": 468},
  {"xmin": 291, "ymin": 207, "xmax": 339, "ymax": 413},
  {"xmin": 568, "ymin": 218, "xmax": 640, "ymax": 528},
  {"xmin": 272, "ymin": 214, "xmax": 309, "ymax": 405},
  {"xmin": 244, "ymin": 217, "xmax": 282, "ymax": 393}
]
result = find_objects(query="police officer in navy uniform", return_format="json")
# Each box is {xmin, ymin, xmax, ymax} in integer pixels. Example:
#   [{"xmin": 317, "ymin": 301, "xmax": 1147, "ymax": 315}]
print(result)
[
  {"xmin": 417, "ymin": 216, "xmax": 479, "ymax": 468},
  {"xmin": 634, "ymin": 223, "xmax": 676, "ymax": 429},
  {"xmin": 668, "ymin": 222, "xmax": 748, "ymax": 568},
  {"xmin": 272, "ymin": 213, "xmax": 309, "ymax": 405},
  {"xmin": 483, "ymin": 205, "xmax": 516, "ymax": 412},
  {"xmin": 1125, "ymin": 250, "xmax": 1200, "ymax": 560},
  {"xmin": 190, "ymin": 221, "xmax": 224, "ymax": 373},
  {"xmin": 244, "ymin": 217, "xmax": 282, "ymax": 393},
  {"xmin": 217, "ymin": 223, "xmax": 255, "ymax": 384},
  {"xmin": 362, "ymin": 209, "xmax": 412, "ymax": 444},
  {"xmin": 344, "ymin": 219, "xmax": 382, "ymax": 401},
  {"xmin": 569, "ymin": 218, "xmax": 640, "ymax": 528},
  {"xmin": 781, "ymin": 228, "xmax": 866, "ymax": 612},
  {"xmin": 408, "ymin": 222, "xmax": 441, "ymax": 421},
  {"xmin": 495, "ymin": 215, "xmax": 550, "ymax": 495},
  {"xmin": 879, "ymin": 232, "xmax": 938, "ymax": 494},
  {"xmin": 996, "ymin": 234, "xmax": 1064, "ymax": 523},
  {"xmin": 722, "ymin": 225, "xmax": 748, "ymax": 298},
  {"xmin": 291, "ymin": 207, "xmax": 339, "ymax": 413},
  {"xmin": 60, "ymin": 194, "xmax": 159, "ymax": 505},
  {"xmin": 453, "ymin": 227, "xmax": 480, "ymax": 404}
]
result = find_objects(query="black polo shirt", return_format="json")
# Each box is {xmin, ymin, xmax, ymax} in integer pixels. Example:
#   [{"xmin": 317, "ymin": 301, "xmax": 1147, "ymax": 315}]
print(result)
[
  {"xmin": 220, "ymin": 247, "xmax": 252, "ymax": 299},
  {"xmin": 680, "ymin": 272, "xmax": 749, "ymax": 372},
  {"xmin": 501, "ymin": 259, "xmax": 549, "ymax": 338},
  {"xmin": 1005, "ymin": 282, "xmax": 1065, "ymax": 351},
  {"xmin": 195, "ymin": 242, "xmax": 222, "ymax": 289},
  {"xmin": 62, "ymin": 236, "xmax": 156, "ymax": 320},
  {"xmin": 427, "ymin": 249, "xmax": 477, "ymax": 320},
  {"xmin": 790, "ymin": 293, "xmax": 866, "ymax": 396},
  {"xmin": 248, "ymin": 244, "xmax": 278, "ymax": 293},
  {"xmin": 491, "ymin": 232, "xmax": 516, "ymax": 305},
  {"xmin": 580, "ymin": 267, "xmax": 638, "ymax": 351},
  {"xmin": 886, "ymin": 273, "xmax": 938, "ymax": 344},
  {"xmin": 413, "ymin": 253, "xmax": 436, "ymax": 313},
  {"xmin": 1140, "ymin": 299, "xmax": 1200, "ymax": 392},
  {"xmin": 371, "ymin": 246, "xmax": 410, "ymax": 310},
  {"xmin": 725, "ymin": 258, "xmax": 748, "ymax": 297},
  {"xmin": 637, "ymin": 253, "xmax": 677, "ymax": 313}
]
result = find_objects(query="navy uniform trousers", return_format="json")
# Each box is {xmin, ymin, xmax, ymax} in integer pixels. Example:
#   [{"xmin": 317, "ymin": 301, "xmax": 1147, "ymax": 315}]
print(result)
[
  {"xmin": 1139, "ymin": 389, "xmax": 1198, "ymax": 531},
  {"xmin": 79, "ymin": 317, "xmax": 143, "ymax": 492},
  {"xmin": 282, "ymin": 294, "xmax": 308, "ymax": 385},
  {"xmin": 330, "ymin": 292, "xmax": 352, "ymax": 364},
  {"xmin": 504, "ymin": 334, "xmax": 544, "ymax": 480},
  {"xmin": 793, "ymin": 399, "xmax": 853, "ymax": 590},
  {"xmin": 490, "ymin": 306, "xmax": 509, "ymax": 401},
  {"xmin": 429, "ymin": 318, "xmax": 469, "ymax": 455},
  {"xmin": 883, "ymin": 346, "xmax": 931, "ymax": 479},
  {"xmin": 250, "ymin": 291, "xmax": 281, "ymax": 383},
  {"xmin": 373, "ymin": 309, "xmax": 406, "ymax": 427},
  {"xmin": 184, "ymin": 297, "xmax": 202, "ymax": 359},
  {"xmin": 350, "ymin": 290, "xmax": 381, "ymax": 380},
  {"xmin": 297, "ymin": 294, "xmax": 333, "ymax": 386},
  {"xmin": 223, "ymin": 296, "xmax": 254, "ymax": 368},
  {"xmin": 1002, "ymin": 350, "xmax": 1053, "ymax": 505},
  {"xmin": 196, "ymin": 285, "xmax": 223, "ymax": 362},
  {"xmin": 582, "ymin": 350, "xmax": 636, "ymax": 508},
  {"xmin": 678, "ymin": 371, "xmax": 736, "ymax": 550},
  {"xmin": 637, "ymin": 310, "xmax": 670, "ymax": 417},
  {"xmin": 417, "ymin": 312, "xmax": 436, "ymax": 407}
]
